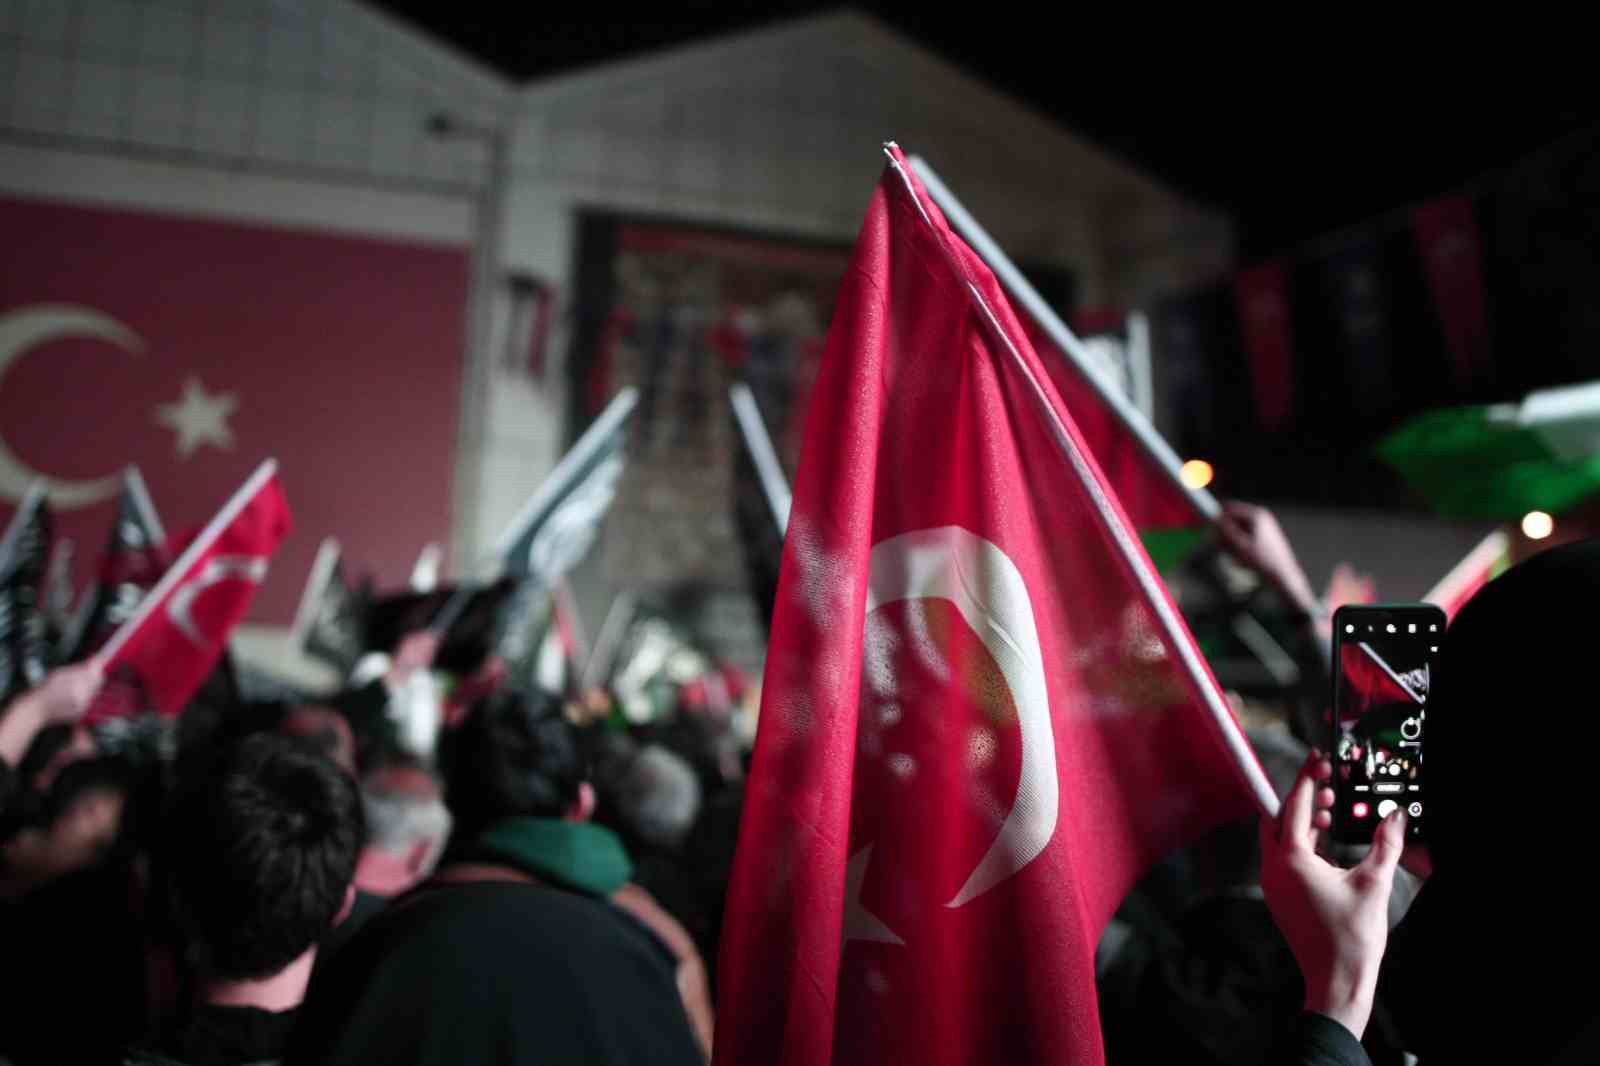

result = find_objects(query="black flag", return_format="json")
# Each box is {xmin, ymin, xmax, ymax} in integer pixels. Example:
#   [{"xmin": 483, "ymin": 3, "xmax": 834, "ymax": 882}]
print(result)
[
  {"xmin": 369, "ymin": 581, "xmax": 513, "ymax": 676},
  {"xmin": 494, "ymin": 387, "xmax": 636, "ymax": 689},
  {"xmin": 291, "ymin": 538, "xmax": 370, "ymax": 679},
  {"xmin": 62, "ymin": 468, "xmax": 169, "ymax": 663},
  {"xmin": 729, "ymin": 383, "xmax": 790, "ymax": 633},
  {"xmin": 0, "ymin": 485, "xmax": 53, "ymax": 704}
]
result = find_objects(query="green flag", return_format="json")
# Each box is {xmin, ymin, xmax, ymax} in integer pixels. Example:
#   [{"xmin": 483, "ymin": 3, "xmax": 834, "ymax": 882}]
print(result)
[{"xmin": 1377, "ymin": 381, "xmax": 1600, "ymax": 519}]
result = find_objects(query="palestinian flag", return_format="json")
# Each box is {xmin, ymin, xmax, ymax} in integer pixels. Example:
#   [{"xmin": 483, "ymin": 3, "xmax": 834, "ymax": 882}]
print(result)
[{"xmin": 1378, "ymin": 380, "xmax": 1600, "ymax": 519}]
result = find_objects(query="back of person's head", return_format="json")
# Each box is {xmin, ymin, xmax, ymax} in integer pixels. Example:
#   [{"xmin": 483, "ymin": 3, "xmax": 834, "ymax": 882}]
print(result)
[
  {"xmin": 283, "ymin": 704, "xmax": 357, "ymax": 775},
  {"xmin": 165, "ymin": 732, "xmax": 362, "ymax": 980},
  {"xmin": 1384, "ymin": 537, "xmax": 1600, "ymax": 1063},
  {"xmin": 1429, "ymin": 537, "xmax": 1600, "ymax": 874},
  {"xmin": 361, "ymin": 751, "xmax": 451, "ymax": 882},
  {"xmin": 598, "ymin": 744, "xmax": 701, "ymax": 853},
  {"xmin": 445, "ymin": 691, "xmax": 583, "ymax": 837}
]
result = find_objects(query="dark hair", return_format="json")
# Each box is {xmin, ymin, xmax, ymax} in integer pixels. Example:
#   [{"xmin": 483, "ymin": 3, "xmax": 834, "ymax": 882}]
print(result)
[
  {"xmin": 445, "ymin": 691, "xmax": 584, "ymax": 837},
  {"xmin": 165, "ymin": 732, "xmax": 362, "ymax": 980}
]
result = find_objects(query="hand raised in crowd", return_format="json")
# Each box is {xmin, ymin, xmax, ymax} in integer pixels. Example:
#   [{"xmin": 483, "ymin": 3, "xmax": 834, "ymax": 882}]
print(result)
[
  {"xmin": 0, "ymin": 660, "xmax": 106, "ymax": 768},
  {"xmin": 1216, "ymin": 501, "xmax": 1320, "ymax": 616},
  {"xmin": 34, "ymin": 660, "xmax": 108, "ymax": 725},
  {"xmin": 1261, "ymin": 749, "xmax": 1406, "ymax": 1041},
  {"xmin": 387, "ymin": 630, "xmax": 442, "ymax": 689}
]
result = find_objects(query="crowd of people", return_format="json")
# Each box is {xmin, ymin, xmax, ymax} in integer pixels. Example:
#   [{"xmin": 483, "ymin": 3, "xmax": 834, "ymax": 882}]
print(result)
[{"xmin": 1, "ymin": 503, "xmax": 1596, "ymax": 1065}]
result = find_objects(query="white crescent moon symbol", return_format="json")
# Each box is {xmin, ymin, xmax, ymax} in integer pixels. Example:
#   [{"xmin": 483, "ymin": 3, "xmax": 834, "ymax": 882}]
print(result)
[
  {"xmin": 866, "ymin": 526, "xmax": 1058, "ymax": 909},
  {"xmin": 0, "ymin": 304, "xmax": 144, "ymax": 507},
  {"xmin": 167, "ymin": 555, "xmax": 270, "ymax": 647}
]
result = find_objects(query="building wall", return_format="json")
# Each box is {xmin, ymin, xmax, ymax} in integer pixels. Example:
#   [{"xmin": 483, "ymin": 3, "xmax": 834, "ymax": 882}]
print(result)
[{"xmin": 2, "ymin": 1, "xmax": 1235, "ymax": 674}]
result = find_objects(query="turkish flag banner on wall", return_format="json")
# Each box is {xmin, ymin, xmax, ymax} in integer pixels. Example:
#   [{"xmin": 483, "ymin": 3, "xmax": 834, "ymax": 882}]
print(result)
[
  {"xmin": 1234, "ymin": 260, "xmax": 1296, "ymax": 431},
  {"xmin": 0, "ymin": 196, "xmax": 467, "ymax": 623},
  {"xmin": 92, "ymin": 461, "xmax": 290, "ymax": 718},
  {"xmin": 714, "ymin": 148, "xmax": 1271, "ymax": 1066}
]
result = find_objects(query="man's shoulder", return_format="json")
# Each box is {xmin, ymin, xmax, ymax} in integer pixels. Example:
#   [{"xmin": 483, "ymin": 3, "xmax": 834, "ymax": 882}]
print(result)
[{"xmin": 356, "ymin": 878, "xmax": 675, "ymax": 968}]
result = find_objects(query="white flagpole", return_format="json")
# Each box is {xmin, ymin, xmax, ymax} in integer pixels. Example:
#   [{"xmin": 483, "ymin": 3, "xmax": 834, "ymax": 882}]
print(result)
[
  {"xmin": 124, "ymin": 466, "xmax": 167, "ymax": 545},
  {"xmin": 729, "ymin": 383, "xmax": 793, "ymax": 534},
  {"xmin": 906, "ymin": 155, "xmax": 1221, "ymax": 524},
  {"xmin": 289, "ymin": 537, "xmax": 341, "ymax": 651},
  {"xmin": 886, "ymin": 148, "xmax": 1277, "ymax": 816},
  {"xmin": 489, "ymin": 387, "xmax": 639, "ymax": 561},
  {"xmin": 410, "ymin": 543, "xmax": 443, "ymax": 592},
  {"xmin": 582, "ymin": 591, "xmax": 636, "ymax": 691},
  {"xmin": 1423, "ymin": 528, "xmax": 1510, "ymax": 608},
  {"xmin": 0, "ymin": 482, "xmax": 46, "ymax": 572},
  {"xmin": 553, "ymin": 577, "xmax": 590, "ymax": 668},
  {"xmin": 433, "ymin": 387, "xmax": 639, "ymax": 633},
  {"xmin": 94, "ymin": 459, "xmax": 278, "ymax": 667}
]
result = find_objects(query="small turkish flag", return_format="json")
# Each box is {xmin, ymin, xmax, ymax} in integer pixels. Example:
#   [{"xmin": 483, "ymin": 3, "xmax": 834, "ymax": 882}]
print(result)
[
  {"xmin": 91, "ymin": 461, "xmax": 290, "ymax": 718},
  {"xmin": 714, "ymin": 148, "xmax": 1271, "ymax": 1066}
]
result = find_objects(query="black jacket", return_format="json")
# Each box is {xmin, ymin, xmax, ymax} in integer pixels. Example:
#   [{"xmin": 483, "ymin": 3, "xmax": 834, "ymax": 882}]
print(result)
[{"xmin": 287, "ymin": 879, "xmax": 703, "ymax": 1066}]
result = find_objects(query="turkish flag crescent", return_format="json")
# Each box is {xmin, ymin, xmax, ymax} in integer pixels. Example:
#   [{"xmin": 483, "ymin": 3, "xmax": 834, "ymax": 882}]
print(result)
[
  {"xmin": 92, "ymin": 460, "xmax": 291, "ymax": 718},
  {"xmin": 714, "ymin": 148, "xmax": 1274, "ymax": 1066}
]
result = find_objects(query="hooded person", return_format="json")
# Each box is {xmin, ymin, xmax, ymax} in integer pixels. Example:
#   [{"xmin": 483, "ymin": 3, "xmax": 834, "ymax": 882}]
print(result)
[
  {"xmin": 288, "ymin": 692, "xmax": 707, "ymax": 1066},
  {"xmin": 1261, "ymin": 538, "xmax": 1600, "ymax": 1066},
  {"xmin": 1374, "ymin": 538, "xmax": 1600, "ymax": 1063}
]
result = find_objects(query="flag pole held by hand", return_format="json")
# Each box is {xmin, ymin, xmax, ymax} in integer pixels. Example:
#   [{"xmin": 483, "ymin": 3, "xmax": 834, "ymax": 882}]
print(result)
[{"xmin": 94, "ymin": 459, "xmax": 279, "ymax": 668}]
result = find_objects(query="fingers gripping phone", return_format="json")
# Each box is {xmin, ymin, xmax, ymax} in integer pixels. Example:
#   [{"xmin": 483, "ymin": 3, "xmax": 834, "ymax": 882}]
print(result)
[{"xmin": 1330, "ymin": 604, "xmax": 1443, "ymax": 845}]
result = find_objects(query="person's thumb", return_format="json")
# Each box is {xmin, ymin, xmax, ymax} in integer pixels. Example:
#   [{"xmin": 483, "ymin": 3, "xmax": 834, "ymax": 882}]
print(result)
[{"xmin": 1357, "ymin": 810, "xmax": 1407, "ymax": 885}]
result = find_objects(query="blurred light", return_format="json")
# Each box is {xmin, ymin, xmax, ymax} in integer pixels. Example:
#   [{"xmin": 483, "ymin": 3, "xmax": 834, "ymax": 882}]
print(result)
[
  {"xmin": 1179, "ymin": 459, "xmax": 1214, "ymax": 490},
  {"xmin": 1522, "ymin": 511, "xmax": 1555, "ymax": 540},
  {"xmin": 1345, "ymin": 624, "xmax": 1355, "ymax": 633},
  {"xmin": 1353, "ymin": 802, "xmax": 1370, "ymax": 819}
]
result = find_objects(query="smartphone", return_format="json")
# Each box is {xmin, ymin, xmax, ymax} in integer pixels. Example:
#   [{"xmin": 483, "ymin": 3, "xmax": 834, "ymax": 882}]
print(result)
[{"xmin": 1330, "ymin": 603, "xmax": 1443, "ymax": 844}]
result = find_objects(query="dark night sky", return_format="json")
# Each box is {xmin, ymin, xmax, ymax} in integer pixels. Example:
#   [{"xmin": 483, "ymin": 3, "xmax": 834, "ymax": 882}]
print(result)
[{"xmin": 369, "ymin": 3, "xmax": 1598, "ymax": 258}]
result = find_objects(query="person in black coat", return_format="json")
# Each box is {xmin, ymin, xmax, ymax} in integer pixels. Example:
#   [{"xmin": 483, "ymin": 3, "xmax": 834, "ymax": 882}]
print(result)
[{"xmin": 1262, "ymin": 539, "xmax": 1600, "ymax": 1065}]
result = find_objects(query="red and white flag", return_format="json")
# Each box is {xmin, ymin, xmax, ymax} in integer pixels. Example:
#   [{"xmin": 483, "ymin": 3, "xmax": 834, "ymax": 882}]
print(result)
[
  {"xmin": 1423, "ymin": 528, "xmax": 1510, "ymax": 621},
  {"xmin": 715, "ymin": 148, "xmax": 1273, "ymax": 1066},
  {"xmin": 91, "ymin": 460, "xmax": 290, "ymax": 718}
]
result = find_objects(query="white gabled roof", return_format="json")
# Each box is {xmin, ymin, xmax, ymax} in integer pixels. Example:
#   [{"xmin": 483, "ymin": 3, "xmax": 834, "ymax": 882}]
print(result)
[{"xmin": 513, "ymin": 11, "xmax": 1195, "ymax": 210}]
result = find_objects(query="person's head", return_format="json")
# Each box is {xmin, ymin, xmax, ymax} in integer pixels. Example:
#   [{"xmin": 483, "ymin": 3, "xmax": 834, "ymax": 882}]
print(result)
[
  {"xmin": 597, "ymin": 744, "xmax": 701, "ymax": 853},
  {"xmin": 1, "ymin": 724, "xmax": 133, "ymax": 894},
  {"xmin": 445, "ymin": 691, "xmax": 590, "ymax": 838},
  {"xmin": 1, "ymin": 780, "xmax": 128, "ymax": 896},
  {"xmin": 165, "ymin": 733, "xmax": 363, "ymax": 981},
  {"xmin": 1428, "ymin": 538, "xmax": 1600, "ymax": 875},
  {"xmin": 1381, "ymin": 537, "xmax": 1600, "ymax": 1061},
  {"xmin": 281, "ymin": 705, "xmax": 357, "ymax": 776},
  {"xmin": 357, "ymin": 752, "xmax": 452, "ymax": 895}
]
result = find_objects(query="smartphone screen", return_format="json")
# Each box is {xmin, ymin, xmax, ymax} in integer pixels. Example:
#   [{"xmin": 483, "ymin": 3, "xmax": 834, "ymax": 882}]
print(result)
[{"xmin": 1330, "ymin": 604, "xmax": 1443, "ymax": 844}]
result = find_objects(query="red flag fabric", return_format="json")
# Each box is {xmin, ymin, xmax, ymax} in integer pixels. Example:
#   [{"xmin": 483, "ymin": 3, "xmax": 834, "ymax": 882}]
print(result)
[
  {"xmin": 1337, "ymin": 641, "xmax": 1426, "ymax": 722},
  {"xmin": 92, "ymin": 462, "xmax": 290, "ymax": 718},
  {"xmin": 715, "ymin": 149, "xmax": 1269, "ymax": 1066},
  {"xmin": 1234, "ymin": 261, "xmax": 1296, "ymax": 431},
  {"xmin": 1424, "ymin": 529, "xmax": 1510, "ymax": 621},
  {"xmin": 1413, "ymin": 196, "xmax": 1492, "ymax": 392},
  {"xmin": 1019, "ymin": 317, "xmax": 1198, "ymax": 533}
]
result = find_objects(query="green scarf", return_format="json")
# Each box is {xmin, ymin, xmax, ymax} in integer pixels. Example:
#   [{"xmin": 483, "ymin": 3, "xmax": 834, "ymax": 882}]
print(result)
[{"xmin": 469, "ymin": 818, "xmax": 633, "ymax": 898}]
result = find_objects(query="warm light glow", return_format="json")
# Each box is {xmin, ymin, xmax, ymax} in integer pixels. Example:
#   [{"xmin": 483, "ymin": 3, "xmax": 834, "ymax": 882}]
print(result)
[
  {"xmin": 1180, "ymin": 459, "xmax": 1214, "ymax": 490},
  {"xmin": 1521, "ymin": 511, "xmax": 1555, "ymax": 540}
]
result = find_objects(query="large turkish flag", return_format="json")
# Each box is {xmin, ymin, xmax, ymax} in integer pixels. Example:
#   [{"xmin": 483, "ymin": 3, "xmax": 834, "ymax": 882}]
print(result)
[
  {"xmin": 715, "ymin": 149, "xmax": 1269, "ymax": 1066},
  {"xmin": 0, "ymin": 195, "xmax": 467, "ymax": 623}
]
